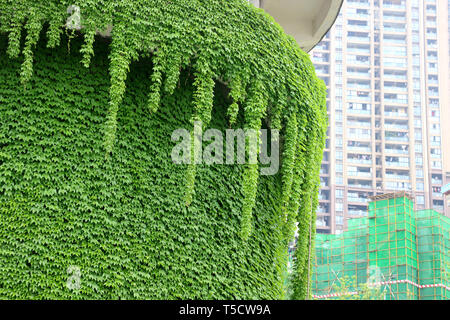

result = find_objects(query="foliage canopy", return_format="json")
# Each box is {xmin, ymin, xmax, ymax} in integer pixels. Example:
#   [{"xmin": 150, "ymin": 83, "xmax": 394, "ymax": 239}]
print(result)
[{"xmin": 0, "ymin": 0, "xmax": 327, "ymax": 299}]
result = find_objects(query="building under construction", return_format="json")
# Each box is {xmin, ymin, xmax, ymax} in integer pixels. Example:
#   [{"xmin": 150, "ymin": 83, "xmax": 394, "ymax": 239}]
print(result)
[{"xmin": 312, "ymin": 192, "xmax": 449, "ymax": 300}]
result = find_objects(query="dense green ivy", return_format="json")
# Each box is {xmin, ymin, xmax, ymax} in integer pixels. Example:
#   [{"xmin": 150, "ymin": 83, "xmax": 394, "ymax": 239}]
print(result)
[{"xmin": 0, "ymin": 0, "xmax": 327, "ymax": 299}]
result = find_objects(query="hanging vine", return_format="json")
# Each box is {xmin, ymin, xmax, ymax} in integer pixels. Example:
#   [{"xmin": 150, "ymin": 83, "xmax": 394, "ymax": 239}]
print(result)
[
  {"xmin": 104, "ymin": 24, "xmax": 134, "ymax": 157},
  {"xmin": 147, "ymin": 45, "xmax": 166, "ymax": 114},
  {"xmin": 227, "ymin": 75, "xmax": 245, "ymax": 127},
  {"xmin": 20, "ymin": 11, "xmax": 43, "ymax": 86},
  {"xmin": 184, "ymin": 56, "xmax": 216, "ymax": 206}
]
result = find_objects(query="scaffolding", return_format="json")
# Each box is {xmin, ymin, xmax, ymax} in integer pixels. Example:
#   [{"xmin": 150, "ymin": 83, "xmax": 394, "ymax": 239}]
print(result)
[
  {"xmin": 312, "ymin": 193, "xmax": 450, "ymax": 300},
  {"xmin": 416, "ymin": 210, "xmax": 450, "ymax": 300}
]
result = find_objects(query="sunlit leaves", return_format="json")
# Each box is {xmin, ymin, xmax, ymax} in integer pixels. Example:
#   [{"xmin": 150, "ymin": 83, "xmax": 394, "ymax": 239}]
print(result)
[{"xmin": 0, "ymin": 0, "xmax": 328, "ymax": 299}]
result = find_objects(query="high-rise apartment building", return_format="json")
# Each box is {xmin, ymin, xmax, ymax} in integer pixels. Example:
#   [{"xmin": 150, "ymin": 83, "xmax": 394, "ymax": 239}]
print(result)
[{"xmin": 310, "ymin": 0, "xmax": 450, "ymax": 234}]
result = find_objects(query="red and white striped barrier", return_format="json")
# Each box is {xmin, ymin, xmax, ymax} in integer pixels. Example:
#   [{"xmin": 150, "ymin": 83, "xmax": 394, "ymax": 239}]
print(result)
[
  {"xmin": 313, "ymin": 291, "xmax": 358, "ymax": 299},
  {"xmin": 313, "ymin": 279, "xmax": 450, "ymax": 299}
]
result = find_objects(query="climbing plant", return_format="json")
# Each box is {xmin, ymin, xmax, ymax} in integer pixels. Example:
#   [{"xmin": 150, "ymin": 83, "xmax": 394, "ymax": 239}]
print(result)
[{"xmin": 0, "ymin": 0, "xmax": 327, "ymax": 299}]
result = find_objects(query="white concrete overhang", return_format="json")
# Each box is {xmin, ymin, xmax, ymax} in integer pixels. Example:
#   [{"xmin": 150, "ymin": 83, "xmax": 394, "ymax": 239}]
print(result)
[{"xmin": 255, "ymin": 0, "xmax": 343, "ymax": 52}]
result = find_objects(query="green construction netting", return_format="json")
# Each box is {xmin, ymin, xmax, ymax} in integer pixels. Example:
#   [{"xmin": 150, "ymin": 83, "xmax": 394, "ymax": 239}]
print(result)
[{"xmin": 312, "ymin": 196, "xmax": 449, "ymax": 300}]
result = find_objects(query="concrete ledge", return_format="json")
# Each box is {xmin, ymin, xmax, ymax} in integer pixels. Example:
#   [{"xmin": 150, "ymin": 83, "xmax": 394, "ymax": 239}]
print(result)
[{"xmin": 257, "ymin": 0, "xmax": 343, "ymax": 52}]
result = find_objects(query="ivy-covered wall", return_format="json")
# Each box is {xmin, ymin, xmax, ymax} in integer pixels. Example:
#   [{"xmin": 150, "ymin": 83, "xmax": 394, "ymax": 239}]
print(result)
[{"xmin": 0, "ymin": 0, "xmax": 327, "ymax": 299}]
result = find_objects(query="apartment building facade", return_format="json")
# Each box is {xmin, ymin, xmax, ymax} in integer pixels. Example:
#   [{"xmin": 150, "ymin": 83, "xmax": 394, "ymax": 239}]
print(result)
[{"xmin": 310, "ymin": 0, "xmax": 450, "ymax": 234}]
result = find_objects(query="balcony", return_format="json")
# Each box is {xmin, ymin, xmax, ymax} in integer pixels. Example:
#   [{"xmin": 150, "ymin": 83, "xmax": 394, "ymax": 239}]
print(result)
[
  {"xmin": 348, "ymin": 182, "xmax": 372, "ymax": 189},
  {"xmin": 431, "ymin": 153, "xmax": 441, "ymax": 159},
  {"xmin": 346, "ymin": 48, "xmax": 371, "ymax": 55},
  {"xmin": 314, "ymin": 43, "xmax": 330, "ymax": 51},
  {"xmin": 385, "ymin": 174, "xmax": 410, "ymax": 180},
  {"xmin": 385, "ymin": 148, "xmax": 408, "ymax": 155},
  {"xmin": 348, "ymin": 171, "xmax": 372, "ymax": 178},
  {"xmin": 347, "ymin": 13, "xmax": 370, "ymax": 20},
  {"xmin": 347, "ymin": 95, "xmax": 371, "ymax": 102},
  {"xmin": 428, "ymin": 90, "xmax": 439, "ymax": 97},
  {"xmin": 430, "ymin": 141, "xmax": 441, "ymax": 147},
  {"xmin": 383, "ymin": 74, "xmax": 407, "ymax": 81},
  {"xmin": 386, "ymin": 184, "xmax": 411, "ymax": 191},
  {"xmin": 347, "ymin": 73, "xmax": 372, "ymax": 80},
  {"xmin": 347, "ymin": 60, "xmax": 370, "ymax": 67},
  {"xmin": 347, "ymin": 121, "xmax": 371, "ymax": 127},
  {"xmin": 347, "ymin": 146, "xmax": 371, "ymax": 153},
  {"xmin": 383, "ymin": 27, "xmax": 406, "ymax": 33},
  {"xmin": 426, "ymin": 32, "xmax": 437, "ymax": 40},
  {"xmin": 347, "ymin": 109, "xmax": 371, "ymax": 115},
  {"xmin": 348, "ymin": 158, "xmax": 372, "ymax": 165},
  {"xmin": 384, "ymin": 123, "xmax": 408, "ymax": 130},
  {"xmin": 312, "ymin": 56, "xmax": 329, "ymax": 64},
  {"xmin": 385, "ymin": 161, "xmax": 409, "ymax": 168},
  {"xmin": 382, "ymin": 2, "xmax": 406, "ymax": 10},
  {"xmin": 384, "ymin": 62, "xmax": 407, "ymax": 68},
  {"xmin": 347, "ymin": 197, "xmax": 368, "ymax": 204},
  {"xmin": 385, "ymin": 130, "xmax": 409, "ymax": 142},
  {"xmin": 383, "ymin": 98, "xmax": 408, "ymax": 105},
  {"xmin": 385, "ymin": 136, "xmax": 408, "ymax": 142},
  {"xmin": 348, "ymin": 134, "xmax": 371, "ymax": 140},
  {"xmin": 384, "ymin": 111, "xmax": 408, "ymax": 118},
  {"xmin": 348, "ymin": 210, "xmax": 367, "ymax": 216},
  {"xmin": 316, "ymin": 216, "xmax": 330, "ymax": 228},
  {"xmin": 383, "ymin": 15, "xmax": 406, "ymax": 22},
  {"xmin": 315, "ymin": 66, "xmax": 330, "ymax": 75},
  {"xmin": 384, "ymin": 85, "xmax": 407, "ymax": 92},
  {"xmin": 347, "ymin": 36, "xmax": 370, "ymax": 43},
  {"xmin": 431, "ymin": 179, "xmax": 443, "ymax": 185},
  {"xmin": 347, "ymin": 0, "xmax": 369, "ymax": 8},
  {"xmin": 317, "ymin": 207, "xmax": 329, "ymax": 214},
  {"xmin": 383, "ymin": 38, "xmax": 406, "ymax": 45},
  {"xmin": 432, "ymin": 192, "xmax": 442, "ymax": 198},
  {"xmin": 347, "ymin": 83, "xmax": 371, "ymax": 90},
  {"xmin": 348, "ymin": 25, "xmax": 370, "ymax": 32}
]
